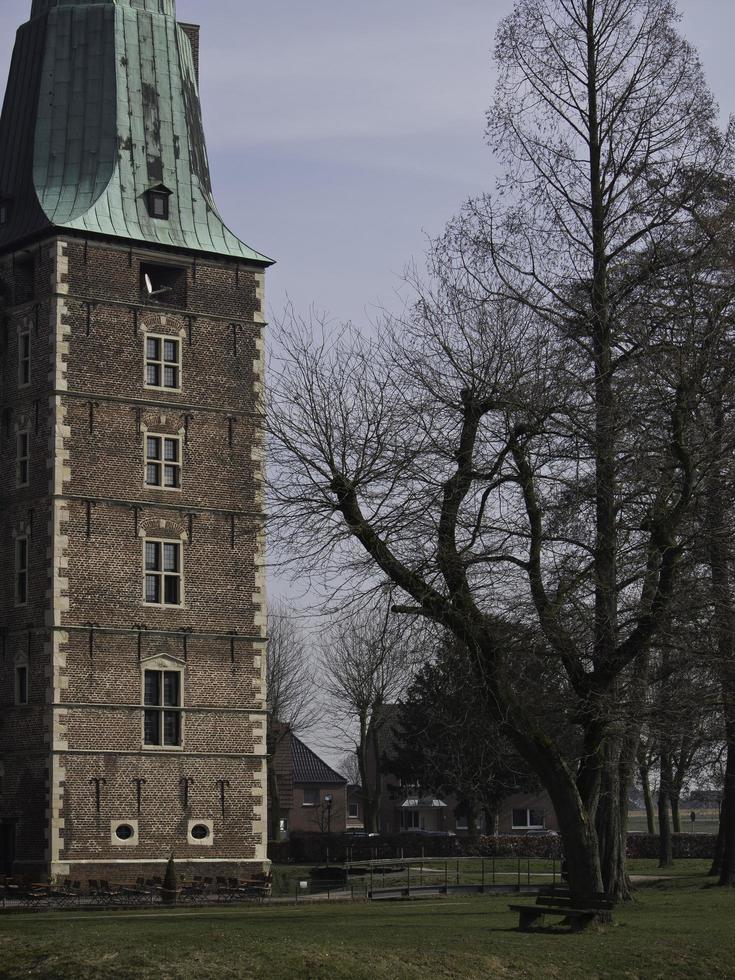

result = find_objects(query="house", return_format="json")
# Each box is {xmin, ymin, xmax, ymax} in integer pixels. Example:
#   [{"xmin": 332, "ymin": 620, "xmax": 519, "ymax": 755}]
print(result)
[
  {"xmin": 271, "ymin": 730, "xmax": 348, "ymax": 837},
  {"xmin": 368, "ymin": 705, "xmax": 559, "ymax": 836}
]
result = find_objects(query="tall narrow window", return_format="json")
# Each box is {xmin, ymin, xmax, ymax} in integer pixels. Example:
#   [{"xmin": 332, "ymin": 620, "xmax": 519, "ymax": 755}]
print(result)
[
  {"xmin": 143, "ymin": 670, "xmax": 182, "ymax": 746},
  {"xmin": 16, "ymin": 431, "xmax": 29, "ymax": 487},
  {"xmin": 15, "ymin": 666, "xmax": 28, "ymax": 706},
  {"xmin": 18, "ymin": 327, "xmax": 31, "ymax": 387},
  {"xmin": 15, "ymin": 537, "xmax": 28, "ymax": 606},
  {"xmin": 0, "ymin": 199, "xmax": 10, "ymax": 226},
  {"xmin": 144, "ymin": 539, "xmax": 183, "ymax": 606},
  {"xmin": 145, "ymin": 336, "xmax": 181, "ymax": 390},
  {"xmin": 145, "ymin": 435, "xmax": 182, "ymax": 489}
]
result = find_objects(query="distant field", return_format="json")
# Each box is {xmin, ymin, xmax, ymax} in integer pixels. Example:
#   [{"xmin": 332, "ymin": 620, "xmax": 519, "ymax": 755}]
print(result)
[{"xmin": 627, "ymin": 810, "xmax": 720, "ymax": 835}]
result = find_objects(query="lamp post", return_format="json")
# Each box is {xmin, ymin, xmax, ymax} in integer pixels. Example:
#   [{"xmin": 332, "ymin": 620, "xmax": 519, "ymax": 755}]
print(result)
[{"xmin": 324, "ymin": 794, "xmax": 333, "ymax": 867}]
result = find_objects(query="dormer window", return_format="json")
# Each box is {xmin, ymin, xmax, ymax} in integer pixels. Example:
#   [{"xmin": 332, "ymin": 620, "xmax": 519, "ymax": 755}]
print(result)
[{"xmin": 146, "ymin": 184, "xmax": 172, "ymax": 221}]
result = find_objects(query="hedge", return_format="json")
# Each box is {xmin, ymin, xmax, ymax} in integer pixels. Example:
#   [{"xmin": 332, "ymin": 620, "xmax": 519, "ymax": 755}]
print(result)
[{"xmin": 268, "ymin": 831, "xmax": 717, "ymax": 865}]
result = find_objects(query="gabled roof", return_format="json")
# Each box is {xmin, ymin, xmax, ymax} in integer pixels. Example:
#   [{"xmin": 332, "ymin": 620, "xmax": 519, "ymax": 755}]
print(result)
[{"xmin": 292, "ymin": 736, "xmax": 347, "ymax": 786}]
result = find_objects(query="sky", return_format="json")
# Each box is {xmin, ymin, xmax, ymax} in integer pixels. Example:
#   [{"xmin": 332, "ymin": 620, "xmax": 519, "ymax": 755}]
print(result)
[
  {"xmin": 1, "ymin": 0, "xmax": 734, "ymax": 760},
  {"xmin": 2, "ymin": 0, "xmax": 732, "ymax": 331}
]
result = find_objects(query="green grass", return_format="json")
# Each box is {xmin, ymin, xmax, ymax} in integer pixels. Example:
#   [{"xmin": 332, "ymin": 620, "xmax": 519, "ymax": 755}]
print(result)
[
  {"xmin": 0, "ymin": 875, "xmax": 733, "ymax": 979},
  {"xmin": 627, "ymin": 811, "xmax": 720, "ymax": 835}
]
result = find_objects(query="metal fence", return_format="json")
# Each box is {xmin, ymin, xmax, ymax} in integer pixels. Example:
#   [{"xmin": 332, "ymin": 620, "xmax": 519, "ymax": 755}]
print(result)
[{"xmin": 276, "ymin": 855, "xmax": 563, "ymax": 903}]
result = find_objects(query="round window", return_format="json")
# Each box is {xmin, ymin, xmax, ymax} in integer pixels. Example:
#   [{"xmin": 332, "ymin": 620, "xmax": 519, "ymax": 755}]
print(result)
[
  {"xmin": 191, "ymin": 824, "xmax": 210, "ymax": 841},
  {"xmin": 115, "ymin": 824, "xmax": 135, "ymax": 841}
]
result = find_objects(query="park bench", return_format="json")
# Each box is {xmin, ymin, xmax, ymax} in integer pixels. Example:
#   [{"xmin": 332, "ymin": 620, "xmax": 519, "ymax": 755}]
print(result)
[{"xmin": 509, "ymin": 886, "xmax": 614, "ymax": 932}]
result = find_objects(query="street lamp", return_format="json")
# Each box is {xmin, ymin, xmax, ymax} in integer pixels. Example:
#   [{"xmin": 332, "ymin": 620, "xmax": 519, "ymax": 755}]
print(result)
[{"xmin": 324, "ymin": 794, "xmax": 333, "ymax": 835}]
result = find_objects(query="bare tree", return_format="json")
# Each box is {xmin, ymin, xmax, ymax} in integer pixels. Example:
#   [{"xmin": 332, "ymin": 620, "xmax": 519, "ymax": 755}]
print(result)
[
  {"xmin": 320, "ymin": 606, "xmax": 413, "ymax": 833},
  {"xmin": 266, "ymin": 603, "xmax": 320, "ymax": 841},
  {"xmin": 268, "ymin": 0, "xmax": 733, "ymax": 901},
  {"xmin": 339, "ymin": 752, "xmax": 362, "ymax": 785}
]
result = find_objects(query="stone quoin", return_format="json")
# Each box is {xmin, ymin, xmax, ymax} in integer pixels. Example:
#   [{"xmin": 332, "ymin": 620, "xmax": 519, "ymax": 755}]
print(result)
[{"xmin": 0, "ymin": 0, "xmax": 272, "ymax": 883}]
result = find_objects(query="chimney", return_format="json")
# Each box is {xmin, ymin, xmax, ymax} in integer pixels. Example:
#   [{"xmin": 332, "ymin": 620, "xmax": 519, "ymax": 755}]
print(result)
[{"xmin": 180, "ymin": 23, "xmax": 200, "ymax": 85}]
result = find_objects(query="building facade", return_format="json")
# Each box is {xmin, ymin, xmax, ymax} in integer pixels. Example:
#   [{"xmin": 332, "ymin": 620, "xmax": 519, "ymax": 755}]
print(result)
[
  {"xmin": 271, "ymin": 729, "xmax": 348, "ymax": 838},
  {"xmin": 0, "ymin": 0, "xmax": 271, "ymax": 883}
]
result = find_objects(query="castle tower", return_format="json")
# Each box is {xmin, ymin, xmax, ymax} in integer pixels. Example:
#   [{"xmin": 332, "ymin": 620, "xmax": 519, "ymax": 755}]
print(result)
[{"xmin": 0, "ymin": 0, "xmax": 271, "ymax": 882}]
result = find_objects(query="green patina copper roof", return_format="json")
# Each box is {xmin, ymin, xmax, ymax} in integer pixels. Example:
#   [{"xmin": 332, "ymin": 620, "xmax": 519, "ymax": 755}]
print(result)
[{"xmin": 0, "ymin": 0, "xmax": 273, "ymax": 264}]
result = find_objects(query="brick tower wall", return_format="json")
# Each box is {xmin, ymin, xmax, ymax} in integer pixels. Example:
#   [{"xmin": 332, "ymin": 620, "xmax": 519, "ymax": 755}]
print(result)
[{"xmin": 0, "ymin": 235, "xmax": 268, "ymax": 883}]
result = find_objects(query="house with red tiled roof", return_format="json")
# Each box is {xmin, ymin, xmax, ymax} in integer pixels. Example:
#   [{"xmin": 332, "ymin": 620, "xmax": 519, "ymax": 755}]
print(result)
[{"xmin": 270, "ymin": 729, "xmax": 348, "ymax": 838}]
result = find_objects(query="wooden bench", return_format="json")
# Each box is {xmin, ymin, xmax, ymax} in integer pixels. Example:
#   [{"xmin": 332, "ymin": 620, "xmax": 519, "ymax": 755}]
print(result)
[{"xmin": 509, "ymin": 887, "xmax": 614, "ymax": 932}]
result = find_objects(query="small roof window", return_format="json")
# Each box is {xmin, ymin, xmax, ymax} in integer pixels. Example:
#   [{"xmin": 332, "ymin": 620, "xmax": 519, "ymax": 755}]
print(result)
[{"xmin": 146, "ymin": 184, "xmax": 172, "ymax": 221}]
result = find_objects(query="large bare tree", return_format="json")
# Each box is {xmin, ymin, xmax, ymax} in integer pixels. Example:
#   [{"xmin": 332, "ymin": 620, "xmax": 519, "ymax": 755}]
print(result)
[{"xmin": 268, "ymin": 0, "xmax": 733, "ymax": 900}]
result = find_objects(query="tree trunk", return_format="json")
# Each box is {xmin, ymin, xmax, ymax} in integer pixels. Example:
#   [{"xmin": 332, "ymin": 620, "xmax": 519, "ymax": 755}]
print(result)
[
  {"xmin": 513, "ymin": 728, "xmax": 604, "ymax": 900},
  {"xmin": 719, "ymin": 714, "xmax": 735, "ymax": 886},
  {"xmin": 356, "ymin": 715, "xmax": 377, "ymax": 834},
  {"xmin": 671, "ymin": 795, "xmax": 681, "ymax": 835},
  {"xmin": 705, "ymin": 387, "xmax": 735, "ymax": 886},
  {"xmin": 595, "ymin": 736, "xmax": 624, "ymax": 898},
  {"xmin": 658, "ymin": 748, "xmax": 674, "ymax": 868},
  {"xmin": 267, "ymin": 756, "xmax": 281, "ymax": 842},
  {"xmin": 639, "ymin": 756, "xmax": 656, "ymax": 835},
  {"xmin": 710, "ymin": 789, "xmax": 727, "ymax": 878}
]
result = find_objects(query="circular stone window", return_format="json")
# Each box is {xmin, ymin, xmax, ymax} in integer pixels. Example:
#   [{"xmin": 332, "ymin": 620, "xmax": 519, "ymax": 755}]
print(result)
[
  {"xmin": 115, "ymin": 824, "xmax": 135, "ymax": 842},
  {"xmin": 191, "ymin": 824, "xmax": 211, "ymax": 841}
]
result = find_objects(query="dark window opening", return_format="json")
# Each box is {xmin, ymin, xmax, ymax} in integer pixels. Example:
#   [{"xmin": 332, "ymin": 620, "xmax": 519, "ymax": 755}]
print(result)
[
  {"xmin": 140, "ymin": 262, "xmax": 186, "ymax": 307},
  {"xmin": 13, "ymin": 253, "xmax": 35, "ymax": 305},
  {"xmin": 15, "ymin": 666, "xmax": 28, "ymax": 706},
  {"xmin": 115, "ymin": 824, "xmax": 135, "ymax": 841},
  {"xmin": 147, "ymin": 190, "xmax": 171, "ymax": 221},
  {"xmin": 144, "ymin": 669, "xmax": 182, "ymax": 747},
  {"xmin": 0, "ymin": 199, "xmax": 10, "ymax": 226},
  {"xmin": 302, "ymin": 787, "xmax": 319, "ymax": 807},
  {"xmin": 191, "ymin": 824, "xmax": 210, "ymax": 841}
]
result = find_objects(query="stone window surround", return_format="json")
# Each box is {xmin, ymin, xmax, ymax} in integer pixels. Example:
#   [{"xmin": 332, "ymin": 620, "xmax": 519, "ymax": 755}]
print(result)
[
  {"xmin": 13, "ymin": 529, "xmax": 29, "ymax": 607},
  {"xmin": 143, "ymin": 328, "xmax": 184, "ymax": 393},
  {"xmin": 17, "ymin": 320, "xmax": 31, "ymax": 388},
  {"xmin": 143, "ymin": 536, "xmax": 185, "ymax": 608},
  {"xmin": 143, "ymin": 430, "xmax": 183, "ymax": 492},
  {"xmin": 15, "ymin": 426, "xmax": 30, "ymax": 487},
  {"xmin": 14, "ymin": 654, "xmax": 29, "ymax": 706},
  {"xmin": 187, "ymin": 819, "xmax": 214, "ymax": 846},
  {"xmin": 111, "ymin": 819, "xmax": 140, "ymax": 847},
  {"xmin": 141, "ymin": 655, "xmax": 186, "ymax": 752}
]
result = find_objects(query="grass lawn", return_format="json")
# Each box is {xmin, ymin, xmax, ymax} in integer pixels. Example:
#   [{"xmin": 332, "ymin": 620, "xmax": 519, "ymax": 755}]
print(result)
[{"xmin": 0, "ymin": 875, "xmax": 733, "ymax": 979}]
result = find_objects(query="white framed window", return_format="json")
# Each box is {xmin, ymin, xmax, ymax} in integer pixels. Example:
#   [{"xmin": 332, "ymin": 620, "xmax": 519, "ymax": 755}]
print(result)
[
  {"xmin": 145, "ymin": 434, "xmax": 182, "ymax": 490},
  {"xmin": 302, "ymin": 787, "xmax": 319, "ymax": 807},
  {"xmin": 15, "ymin": 665, "xmax": 28, "ymax": 705},
  {"xmin": 401, "ymin": 810, "xmax": 420, "ymax": 830},
  {"xmin": 16, "ymin": 431, "xmax": 29, "ymax": 487},
  {"xmin": 15, "ymin": 536, "xmax": 28, "ymax": 606},
  {"xmin": 18, "ymin": 327, "xmax": 31, "ymax": 387},
  {"xmin": 145, "ymin": 335, "xmax": 181, "ymax": 390},
  {"xmin": 144, "ymin": 539, "xmax": 183, "ymax": 606},
  {"xmin": 143, "ymin": 668, "xmax": 183, "ymax": 747},
  {"xmin": 512, "ymin": 808, "xmax": 545, "ymax": 830}
]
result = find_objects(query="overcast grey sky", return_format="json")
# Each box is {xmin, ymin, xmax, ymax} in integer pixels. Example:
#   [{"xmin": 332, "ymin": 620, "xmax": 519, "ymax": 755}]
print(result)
[
  {"xmin": 1, "ymin": 0, "xmax": 732, "ymax": 329},
  {"xmin": 2, "ymin": 0, "xmax": 732, "ymax": 760}
]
